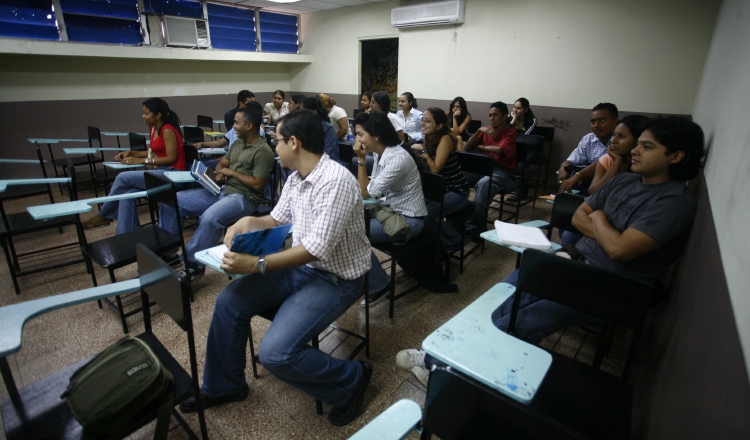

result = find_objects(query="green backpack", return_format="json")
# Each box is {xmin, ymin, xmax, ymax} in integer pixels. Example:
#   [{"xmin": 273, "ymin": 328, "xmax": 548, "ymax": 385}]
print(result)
[{"xmin": 62, "ymin": 336, "xmax": 174, "ymax": 438}]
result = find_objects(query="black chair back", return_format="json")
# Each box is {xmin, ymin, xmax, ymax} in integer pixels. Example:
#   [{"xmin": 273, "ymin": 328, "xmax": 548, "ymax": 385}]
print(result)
[
  {"xmin": 129, "ymin": 132, "xmax": 147, "ymax": 151},
  {"xmin": 456, "ymin": 151, "xmax": 494, "ymax": 177},
  {"xmin": 183, "ymin": 126, "xmax": 204, "ymax": 144},
  {"xmin": 197, "ymin": 115, "xmax": 213, "ymax": 131},
  {"xmin": 548, "ymin": 192, "xmax": 584, "ymax": 238},
  {"xmin": 467, "ymin": 119, "xmax": 482, "ymax": 134},
  {"xmin": 338, "ymin": 142, "xmax": 354, "ymax": 165},
  {"xmin": 87, "ymin": 126, "xmax": 101, "ymax": 144},
  {"xmin": 513, "ymin": 250, "xmax": 653, "ymax": 377},
  {"xmin": 184, "ymin": 144, "xmax": 199, "ymax": 167},
  {"xmin": 420, "ymin": 171, "xmax": 445, "ymax": 206},
  {"xmin": 514, "ymin": 141, "xmax": 529, "ymax": 172},
  {"xmin": 531, "ymin": 126, "xmax": 555, "ymax": 144},
  {"xmin": 516, "ymin": 134, "xmax": 544, "ymax": 164},
  {"xmin": 137, "ymin": 244, "xmax": 189, "ymax": 331}
]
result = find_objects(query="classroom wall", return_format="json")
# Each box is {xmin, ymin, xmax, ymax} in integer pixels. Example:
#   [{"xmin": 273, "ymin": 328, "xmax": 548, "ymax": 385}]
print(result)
[{"xmin": 293, "ymin": 0, "xmax": 719, "ymax": 114}]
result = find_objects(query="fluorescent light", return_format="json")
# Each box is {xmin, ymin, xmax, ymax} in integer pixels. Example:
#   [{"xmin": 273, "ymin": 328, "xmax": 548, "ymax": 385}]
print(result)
[{"xmin": 266, "ymin": 0, "xmax": 302, "ymax": 3}]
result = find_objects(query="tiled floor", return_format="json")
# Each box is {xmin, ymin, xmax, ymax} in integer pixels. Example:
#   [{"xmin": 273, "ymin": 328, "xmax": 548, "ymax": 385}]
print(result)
[{"xmin": 0, "ymin": 187, "xmax": 629, "ymax": 439}]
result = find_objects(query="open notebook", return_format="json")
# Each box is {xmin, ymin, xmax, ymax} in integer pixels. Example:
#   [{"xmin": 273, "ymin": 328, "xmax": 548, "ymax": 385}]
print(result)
[{"xmin": 494, "ymin": 220, "xmax": 552, "ymax": 251}]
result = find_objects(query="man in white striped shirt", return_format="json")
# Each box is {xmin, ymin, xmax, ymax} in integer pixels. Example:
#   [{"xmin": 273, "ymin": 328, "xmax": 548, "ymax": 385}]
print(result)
[{"xmin": 180, "ymin": 110, "xmax": 373, "ymax": 427}]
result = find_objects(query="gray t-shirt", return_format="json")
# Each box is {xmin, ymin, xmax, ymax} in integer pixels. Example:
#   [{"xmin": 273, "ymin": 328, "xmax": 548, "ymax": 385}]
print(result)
[{"xmin": 575, "ymin": 173, "xmax": 696, "ymax": 283}]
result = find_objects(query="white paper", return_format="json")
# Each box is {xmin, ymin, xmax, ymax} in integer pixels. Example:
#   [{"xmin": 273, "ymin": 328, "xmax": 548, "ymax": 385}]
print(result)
[
  {"xmin": 494, "ymin": 220, "xmax": 552, "ymax": 251},
  {"xmin": 207, "ymin": 244, "xmax": 229, "ymax": 263}
]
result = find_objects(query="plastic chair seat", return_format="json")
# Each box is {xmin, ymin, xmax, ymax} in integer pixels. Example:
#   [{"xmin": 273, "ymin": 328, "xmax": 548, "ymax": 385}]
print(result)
[
  {"xmin": 83, "ymin": 225, "xmax": 181, "ymax": 269},
  {"xmin": 0, "ymin": 211, "xmax": 78, "ymax": 236}
]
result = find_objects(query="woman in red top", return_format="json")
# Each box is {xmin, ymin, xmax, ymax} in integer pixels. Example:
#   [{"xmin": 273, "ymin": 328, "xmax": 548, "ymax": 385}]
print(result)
[{"xmin": 83, "ymin": 98, "xmax": 186, "ymax": 233}]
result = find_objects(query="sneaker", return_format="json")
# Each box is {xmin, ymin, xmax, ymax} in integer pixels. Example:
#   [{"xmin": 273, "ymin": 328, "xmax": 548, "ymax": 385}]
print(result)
[
  {"xmin": 396, "ymin": 349, "xmax": 426, "ymax": 371},
  {"xmin": 411, "ymin": 366, "xmax": 429, "ymax": 387},
  {"xmin": 360, "ymin": 282, "xmax": 391, "ymax": 308},
  {"xmin": 179, "ymin": 265, "xmax": 205, "ymax": 282},
  {"xmin": 82, "ymin": 214, "xmax": 112, "ymax": 230},
  {"xmin": 179, "ymin": 384, "xmax": 249, "ymax": 413},
  {"xmin": 328, "ymin": 361, "xmax": 372, "ymax": 426},
  {"xmin": 160, "ymin": 252, "xmax": 183, "ymax": 268}
]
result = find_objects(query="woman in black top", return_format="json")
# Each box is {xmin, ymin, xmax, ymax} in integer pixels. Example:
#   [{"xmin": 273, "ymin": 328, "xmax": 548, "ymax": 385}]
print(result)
[
  {"xmin": 446, "ymin": 96, "xmax": 472, "ymax": 148},
  {"xmin": 506, "ymin": 97, "xmax": 537, "ymax": 134},
  {"xmin": 412, "ymin": 108, "xmax": 469, "ymax": 254}
]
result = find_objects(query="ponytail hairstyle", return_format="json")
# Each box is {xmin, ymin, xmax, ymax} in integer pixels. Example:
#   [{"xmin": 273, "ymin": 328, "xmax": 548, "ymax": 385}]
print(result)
[
  {"xmin": 423, "ymin": 108, "xmax": 452, "ymax": 156},
  {"xmin": 142, "ymin": 97, "xmax": 182, "ymax": 137},
  {"xmin": 401, "ymin": 92, "xmax": 418, "ymax": 110},
  {"xmin": 515, "ymin": 97, "xmax": 535, "ymax": 119},
  {"xmin": 372, "ymin": 91, "xmax": 392, "ymax": 113},
  {"xmin": 317, "ymin": 93, "xmax": 336, "ymax": 108}
]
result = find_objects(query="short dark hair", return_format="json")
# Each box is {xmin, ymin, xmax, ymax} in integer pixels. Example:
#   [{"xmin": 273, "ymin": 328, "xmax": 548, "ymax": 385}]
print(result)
[
  {"xmin": 617, "ymin": 115, "xmax": 651, "ymax": 140},
  {"xmin": 354, "ymin": 111, "xmax": 401, "ymax": 147},
  {"xmin": 642, "ymin": 117, "xmax": 705, "ymax": 181},
  {"xmin": 237, "ymin": 90, "xmax": 254, "ymax": 104},
  {"xmin": 236, "ymin": 106, "xmax": 262, "ymax": 129},
  {"xmin": 245, "ymin": 101, "xmax": 263, "ymax": 115},
  {"xmin": 593, "ymin": 102, "xmax": 619, "ymax": 119},
  {"xmin": 277, "ymin": 110, "xmax": 325, "ymax": 155},
  {"xmin": 273, "ymin": 90, "xmax": 286, "ymax": 100},
  {"xmin": 290, "ymin": 93, "xmax": 306, "ymax": 105},
  {"xmin": 372, "ymin": 91, "xmax": 392, "ymax": 113},
  {"xmin": 490, "ymin": 101, "xmax": 509, "ymax": 115},
  {"xmin": 301, "ymin": 97, "xmax": 331, "ymax": 123}
]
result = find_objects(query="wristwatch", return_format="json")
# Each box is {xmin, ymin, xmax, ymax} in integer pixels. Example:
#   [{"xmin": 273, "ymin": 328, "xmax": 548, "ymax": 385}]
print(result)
[
  {"xmin": 419, "ymin": 148, "xmax": 428, "ymax": 156},
  {"xmin": 357, "ymin": 160, "xmax": 366, "ymax": 167},
  {"xmin": 256, "ymin": 255, "xmax": 267, "ymax": 275}
]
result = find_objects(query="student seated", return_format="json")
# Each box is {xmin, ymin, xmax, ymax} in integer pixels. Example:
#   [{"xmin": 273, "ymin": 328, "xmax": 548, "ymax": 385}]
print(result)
[
  {"xmin": 263, "ymin": 89, "xmax": 290, "ymax": 125},
  {"xmin": 446, "ymin": 96, "xmax": 472, "ymax": 149},
  {"xmin": 353, "ymin": 111, "xmax": 427, "ymax": 306},
  {"xmin": 318, "ymin": 93, "xmax": 349, "ymax": 139},
  {"xmin": 396, "ymin": 116, "xmax": 705, "ymax": 386},
  {"xmin": 83, "ymin": 98, "xmax": 186, "ymax": 232},
  {"xmin": 159, "ymin": 106, "xmax": 275, "ymax": 281},
  {"xmin": 300, "ymin": 96, "xmax": 343, "ymax": 165},
  {"xmin": 587, "ymin": 114, "xmax": 650, "ymax": 194},
  {"xmin": 370, "ymin": 91, "xmax": 405, "ymax": 143},
  {"xmin": 288, "ymin": 92, "xmax": 306, "ymax": 112},
  {"xmin": 505, "ymin": 97, "xmax": 537, "ymax": 135},
  {"xmin": 463, "ymin": 101, "xmax": 517, "ymax": 234},
  {"xmin": 396, "ymin": 92, "xmax": 424, "ymax": 143},
  {"xmin": 178, "ymin": 110, "xmax": 373, "ymax": 427},
  {"xmin": 224, "ymin": 89, "xmax": 255, "ymax": 130},
  {"xmin": 558, "ymin": 102, "xmax": 619, "ymax": 193},
  {"xmin": 360, "ymin": 91, "xmax": 373, "ymax": 113}
]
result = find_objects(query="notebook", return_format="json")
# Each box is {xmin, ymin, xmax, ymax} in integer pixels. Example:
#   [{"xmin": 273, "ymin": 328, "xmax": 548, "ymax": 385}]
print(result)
[
  {"xmin": 190, "ymin": 159, "xmax": 221, "ymax": 195},
  {"xmin": 206, "ymin": 223, "xmax": 293, "ymax": 263},
  {"xmin": 494, "ymin": 220, "xmax": 552, "ymax": 251}
]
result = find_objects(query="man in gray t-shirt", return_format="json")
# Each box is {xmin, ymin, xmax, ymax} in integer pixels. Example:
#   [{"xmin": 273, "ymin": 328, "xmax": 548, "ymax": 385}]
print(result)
[{"xmin": 490, "ymin": 117, "xmax": 705, "ymax": 340}]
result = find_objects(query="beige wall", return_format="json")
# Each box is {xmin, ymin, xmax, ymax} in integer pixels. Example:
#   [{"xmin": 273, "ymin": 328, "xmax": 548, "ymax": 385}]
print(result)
[
  {"xmin": 294, "ymin": 0, "xmax": 718, "ymax": 114},
  {"xmin": 692, "ymin": 0, "xmax": 750, "ymax": 375},
  {"xmin": 0, "ymin": 54, "xmax": 294, "ymax": 102}
]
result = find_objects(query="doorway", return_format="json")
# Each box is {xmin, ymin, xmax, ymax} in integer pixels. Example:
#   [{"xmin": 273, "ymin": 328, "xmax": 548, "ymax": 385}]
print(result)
[{"xmin": 360, "ymin": 38, "xmax": 399, "ymax": 111}]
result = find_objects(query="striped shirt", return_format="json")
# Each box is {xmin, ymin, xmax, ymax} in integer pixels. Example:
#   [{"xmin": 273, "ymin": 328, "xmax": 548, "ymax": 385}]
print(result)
[
  {"xmin": 567, "ymin": 132, "xmax": 612, "ymax": 167},
  {"xmin": 271, "ymin": 154, "xmax": 371, "ymax": 280},
  {"xmin": 369, "ymin": 146, "xmax": 428, "ymax": 218},
  {"xmin": 434, "ymin": 148, "xmax": 468, "ymax": 193}
]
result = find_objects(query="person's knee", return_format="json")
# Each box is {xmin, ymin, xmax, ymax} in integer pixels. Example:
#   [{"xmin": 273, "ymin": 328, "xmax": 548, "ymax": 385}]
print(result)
[{"xmin": 258, "ymin": 340, "xmax": 296, "ymax": 373}]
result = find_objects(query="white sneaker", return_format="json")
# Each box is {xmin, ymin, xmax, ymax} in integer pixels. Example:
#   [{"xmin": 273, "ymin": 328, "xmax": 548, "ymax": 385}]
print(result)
[
  {"xmin": 396, "ymin": 349, "xmax": 426, "ymax": 371},
  {"xmin": 411, "ymin": 366, "xmax": 429, "ymax": 387}
]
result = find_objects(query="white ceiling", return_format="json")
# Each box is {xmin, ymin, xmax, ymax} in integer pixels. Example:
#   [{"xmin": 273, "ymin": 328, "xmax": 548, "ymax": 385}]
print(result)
[{"xmin": 215, "ymin": 0, "xmax": 390, "ymax": 15}]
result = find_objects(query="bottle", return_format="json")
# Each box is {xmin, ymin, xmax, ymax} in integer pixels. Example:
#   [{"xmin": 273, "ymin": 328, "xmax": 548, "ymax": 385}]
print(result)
[{"xmin": 346, "ymin": 124, "xmax": 354, "ymax": 143}]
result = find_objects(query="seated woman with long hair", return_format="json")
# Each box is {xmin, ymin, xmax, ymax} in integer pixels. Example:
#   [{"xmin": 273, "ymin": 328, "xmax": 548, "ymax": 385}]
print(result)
[
  {"xmin": 353, "ymin": 111, "xmax": 427, "ymax": 305},
  {"xmin": 506, "ymin": 97, "xmax": 538, "ymax": 135},
  {"xmin": 360, "ymin": 92, "xmax": 372, "ymax": 113},
  {"xmin": 396, "ymin": 92, "xmax": 423, "ymax": 143},
  {"xmin": 317, "ymin": 93, "xmax": 349, "ymax": 139},
  {"xmin": 588, "ymin": 114, "xmax": 650, "ymax": 194},
  {"xmin": 83, "ymin": 97, "xmax": 186, "ymax": 233},
  {"xmin": 412, "ymin": 108, "xmax": 468, "ymax": 256},
  {"xmin": 370, "ymin": 91, "xmax": 404, "ymax": 143},
  {"xmin": 446, "ymin": 96, "xmax": 472, "ymax": 149},
  {"xmin": 263, "ymin": 90, "xmax": 290, "ymax": 124}
]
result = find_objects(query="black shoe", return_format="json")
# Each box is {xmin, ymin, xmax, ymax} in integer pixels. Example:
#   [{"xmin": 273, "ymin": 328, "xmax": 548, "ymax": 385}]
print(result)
[
  {"xmin": 360, "ymin": 282, "xmax": 392, "ymax": 308},
  {"xmin": 328, "ymin": 361, "xmax": 372, "ymax": 426},
  {"xmin": 160, "ymin": 252, "xmax": 182, "ymax": 268},
  {"xmin": 179, "ymin": 384, "xmax": 249, "ymax": 413},
  {"xmin": 179, "ymin": 265, "xmax": 205, "ymax": 282}
]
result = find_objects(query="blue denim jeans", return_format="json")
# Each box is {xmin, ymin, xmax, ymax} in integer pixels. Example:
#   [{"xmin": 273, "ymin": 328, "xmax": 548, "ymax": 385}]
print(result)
[
  {"xmin": 425, "ymin": 190, "xmax": 469, "ymax": 252},
  {"xmin": 158, "ymin": 187, "xmax": 255, "ymax": 267},
  {"xmin": 201, "ymin": 265, "xmax": 365, "ymax": 407},
  {"xmin": 367, "ymin": 215, "xmax": 424, "ymax": 295},
  {"xmin": 464, "ymin": 166, "xmax": 513, "ymax": 230},
  {"xmin": 98, "ymin": 169, "xmax": 170, "ymax": 235}
]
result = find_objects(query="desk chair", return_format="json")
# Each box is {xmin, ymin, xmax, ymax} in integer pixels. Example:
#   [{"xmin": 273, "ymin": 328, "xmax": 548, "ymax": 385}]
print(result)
[
  {"xmin": 128, "ymin": 132, "xmax": 148, "ymax": 151},
  {"xmin": 89, "ymin": 126, "xmax": 124, "ymax": 197},
  {"xmin": 197, "ymin": 115, "xmax": 213, "ymax": 133},
  {"xmin": 42, "ymin": 132, "xmax": 104, "ymax": 196},
  {"xmin": 1, "ymin": 164, "xmax": 86, "ymax": 294},
  {"xmin": 531, "ymin": 126, "xmax": 556, "ymax": 191},
  {"xmin": 247, "ymin": 211, "xmax": 371, "ymax": 415},
  {"xmin": 349, "ymin": 399, "xmax": 422, "ymax": 439},
  {"xmin": 338, "ymin": 142, "xmax": 355, "ymax": 173},
  {"xmin": 466, "ymin": 119, "xmax": 482, "ymax": 136},
  {"xmin": 373, "ymin": 172, "xmax": 446, "ymax": 319},
  {"xmin": 500, "ymin": 249, "xmax": 653, "ymax": 438},
  {"xmin": 0, "ymin": 245, "xmax": 208, "ymax": 439},
  {"xmin": 515, "ymin": 134, "xmax": 546, "ymax": 208},
  {"xmin": 546, "ymin": 192, "xmax": 585, "ymax": 240},
  {"xmin": 489, "ymin": 141, "xmax": 528, "ymax": 224},
  {"xmin": 446, "ymin": 152, "xmax": 494, "ymax": 273},
  {"xmin": 81, "ymin": 172, "xmax": 190, "ymax": 334},
  {"xmin": 183, "ymin": 126, "xmax": 204, "ymax": 144}
]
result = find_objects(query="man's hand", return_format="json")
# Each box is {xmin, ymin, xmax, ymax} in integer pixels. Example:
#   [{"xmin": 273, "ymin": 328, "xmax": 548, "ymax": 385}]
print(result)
[
  {"xmin": 588, "ymin": 210, "xmax": 607, "ymax": 222},
  {"xmin": 224, "ymin": 217, "xmax": 264, "ymax": 248},
  {"xmin": 559, "ymin": 175, "xmax": 580, "ymax": 192},
  {"xmin": 477, "ymin": 126, "xmax": 495, "ymax": 137},
  {"xmin": 216, "ymin": 167, "xmax": 234, "ymax": 180},
  {"xmin": 558, "ymin": 166, "xmax": 569, "ymax": 182},
  {"xmin": 220, "ymin": 251, "xmax": 257, "ymax": 275},
  {"xmin": 194, "ymin": 142, "xmax": 204, "ymax": 149}
]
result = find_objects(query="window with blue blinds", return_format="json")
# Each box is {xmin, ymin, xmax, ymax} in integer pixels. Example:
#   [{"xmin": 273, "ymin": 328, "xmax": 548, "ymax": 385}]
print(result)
[
  {"xmin": 0, "ymin": 0, "xmax": 58, "ymax": 41},
  {"xmin": 61, "ymin": 0, "xmax": 142, "ymax": 44},
  {"xmin": 259, "ymin": 11, "xmax": 298, "ymax": 54},
  {"xmin": 206, "ymin": 3, "xmax": 255, "ymax": 51},
  {"xmin": 143, "ymin": 0, "xmax": 203, "ymax": 19}
]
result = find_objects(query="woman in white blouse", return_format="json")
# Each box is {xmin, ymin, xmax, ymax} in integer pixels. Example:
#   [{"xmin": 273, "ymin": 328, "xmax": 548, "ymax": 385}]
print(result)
[
  {"xmin": 263, "ymin": 90, "xmax": 290, "ymax": 124},
  {"xmin": 370, "ymin": 91, "xmax": 404, "ymax": 143},
  {"xmin": 317, "ymin": 93, "xmax": 349, "ymax": 139},
  {"xmin": 396, "ymin": 92, "xmax": 423, "ymax": 143}
]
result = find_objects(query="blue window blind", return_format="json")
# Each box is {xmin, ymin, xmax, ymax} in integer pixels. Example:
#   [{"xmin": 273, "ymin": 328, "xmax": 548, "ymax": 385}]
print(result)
[
  {"xmin": 206, "ymin": 2, "xmax": 255, "ymax": 51},
  {"xmin": 143, "ymin": 0, "xmax": 203, "ymax": 19},
  {"xmin": 0, "ymin": 0, "xmax": 58, "ymax": 41},
  {"xmin": 259, "ymin": 11, "xmax": 298, "ymax": 54},
  {"xmin": 61, "ymin": 0, "xmax": 142, "ymax": 44}
]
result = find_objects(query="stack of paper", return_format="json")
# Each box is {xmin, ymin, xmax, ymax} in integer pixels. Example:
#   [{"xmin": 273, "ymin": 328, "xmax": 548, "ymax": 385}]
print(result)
[
  {"xmin": 190, "ymin": 160, "xmax": 221, "ymax": 195},
  {"xmin": 494, "ymin": 220, "xmax": 552, "ymax": 251}
]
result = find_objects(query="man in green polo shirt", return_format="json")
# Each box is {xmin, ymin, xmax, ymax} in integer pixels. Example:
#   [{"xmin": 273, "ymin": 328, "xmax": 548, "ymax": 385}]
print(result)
[{"xmin": 159, "ymin": 105, "xmax": 275, "ymax": 281}]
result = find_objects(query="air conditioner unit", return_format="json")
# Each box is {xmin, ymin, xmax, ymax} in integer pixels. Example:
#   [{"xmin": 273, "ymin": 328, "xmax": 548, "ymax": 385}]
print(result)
[
  {"xmin": 153, "ymin": 15, "xmax": 210, "ymax": 48},
  {"xmin": 391, "ymin": 0, "xmax": 465, "ymax": 28}
]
